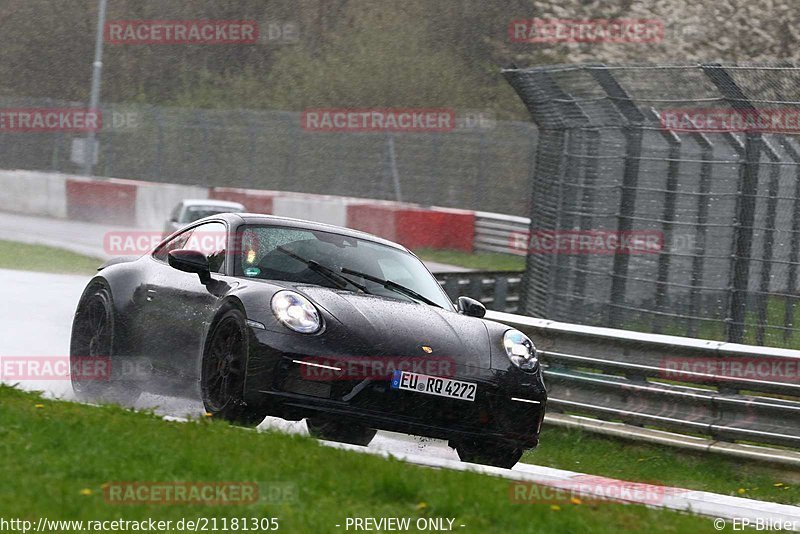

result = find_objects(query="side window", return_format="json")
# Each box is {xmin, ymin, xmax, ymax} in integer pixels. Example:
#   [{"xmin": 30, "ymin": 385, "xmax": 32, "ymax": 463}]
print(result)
[
  {"xmin": 152, "ymin": 228, "xmax": 194, "ymax": 262},
  {"xmin": 182, "ymin": 221, "xmax": 227, "ymax": 273}
]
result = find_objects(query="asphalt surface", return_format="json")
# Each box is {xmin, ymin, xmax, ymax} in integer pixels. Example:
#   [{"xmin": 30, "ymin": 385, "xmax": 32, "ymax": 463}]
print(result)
[{"xmin": 1, "ymin": 267, "xmax": 799, "ymax": 525}]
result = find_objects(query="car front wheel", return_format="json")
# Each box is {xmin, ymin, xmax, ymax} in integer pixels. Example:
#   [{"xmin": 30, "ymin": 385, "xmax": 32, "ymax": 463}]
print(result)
[{"xmin": 201, "ymin": 307, "xmax": 267, "ymax": 426}]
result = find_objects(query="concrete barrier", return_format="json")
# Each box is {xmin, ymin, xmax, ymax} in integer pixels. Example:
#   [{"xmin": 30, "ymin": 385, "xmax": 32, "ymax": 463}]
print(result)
[
  {"xmin": 136, "ymin": 182, "xmax": 209, "ymax": 229},
  {"xmin": 0, "ymin": 170, "xmax": 67, "ymax": 219},
  {"xmin": 209, "ymin": 187, "xmax": 277, "ymax": 214},
  {"xmin": 0, "ymin": 170, "xmax": 479, "ymax": 252},
  {"xmin": 65, "ymin": 176, "xmax": 138, "ymax": 225},
  {"xmin": 347, "ymin": 203, "xmax": 475, "ymax": 252}
]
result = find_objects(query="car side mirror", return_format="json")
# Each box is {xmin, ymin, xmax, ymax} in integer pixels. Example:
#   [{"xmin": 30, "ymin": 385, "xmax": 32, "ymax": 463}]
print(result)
[
  {"xmin": 457, "ymin": 296, "xmax": 486, "ymax": 318},
  {"xmin": 168, "ymin": 249, "xmax": 211, "ymax": 283}
]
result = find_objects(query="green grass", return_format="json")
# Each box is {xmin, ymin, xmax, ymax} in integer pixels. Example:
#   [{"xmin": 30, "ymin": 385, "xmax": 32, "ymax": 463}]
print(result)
[
  {"xmin": 415, "ymin": 248, "xmax": 525, "ymax": 271},
  {"xmin": 0, "ymin": 239, "xmax": 101, "ymax": 274},
  {"xmin": 0, "ymin": 386, "xmax": 727, "ymax": 533},
  {"xmin": 625, "ymin": 294, "xmax": 800, "ymax": 349},
  {"xmin": 526, "ymin": 425, "xmax": 800, "ymax": 505}
]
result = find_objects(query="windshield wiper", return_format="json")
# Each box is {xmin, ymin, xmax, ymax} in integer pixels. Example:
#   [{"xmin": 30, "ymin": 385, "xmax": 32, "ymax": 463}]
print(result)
[
  {"xmin": 341, "ymin": 267, "xmax": 444, "ymax": 309},
  {"xmin": 275, "ymin": 246, "xmax": 370, "ymax": 293}
]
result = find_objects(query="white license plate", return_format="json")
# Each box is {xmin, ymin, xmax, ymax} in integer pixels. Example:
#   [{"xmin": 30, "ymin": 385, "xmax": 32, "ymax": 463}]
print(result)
[{"xmin": 390, "ymin": 370, "xmax": 476, "ymax": 402}]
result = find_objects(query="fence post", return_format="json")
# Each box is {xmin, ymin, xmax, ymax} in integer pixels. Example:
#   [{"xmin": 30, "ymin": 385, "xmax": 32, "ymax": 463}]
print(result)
[
  {"xmin": 702, "ymin": 64, "xmax": 762, "ymax": 344},
  {"xmin": 386, "ymin": 134, "xmax": 403, "ymax": 202},
  {"xmin": 684, "ymin": 127, "xmax": 714, "ymax": 338},
  {"xmin": 472, "ymin": 130, "xmax": 487, "ymax": 211},
  {"xmin": 152, "ymin": 106, "xmax": 164, "ymax": 182},
  {"xmin": 588, "ymin": 66, "xmax": 645, "ymax": 328},
  {"xmin": 649, "ymin": 108, "xmax": 682, "ymax": 334},
  {"xmin": 780, "ymin": 137, "xmax": 800, "ymax": 342},
  {"xmin": 570, "ymin": 129, "xmax": 601, "ymax": 319},
  {"xmin": 502, "ymin": 67, "xmax": 592, "ymax": 319},
  {"xmin": 754, "ymin": 139, "xmax": 781, "ymax": 345}
]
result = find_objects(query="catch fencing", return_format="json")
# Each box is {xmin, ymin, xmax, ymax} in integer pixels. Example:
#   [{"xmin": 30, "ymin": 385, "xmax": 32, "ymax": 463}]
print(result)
[
  {"xmin": 0, "ymin": 96, "xmax": 537, "ymax": 216},
  {"xmin": 503, "ymin": 64, "xmax": 800, "ymax": 347}
]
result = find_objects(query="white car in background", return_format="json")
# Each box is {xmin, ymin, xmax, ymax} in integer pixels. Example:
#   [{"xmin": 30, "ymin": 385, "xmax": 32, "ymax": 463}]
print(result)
[{"xmin": 162, "ymin": 199, "xmax": 245, "ymax": 238}]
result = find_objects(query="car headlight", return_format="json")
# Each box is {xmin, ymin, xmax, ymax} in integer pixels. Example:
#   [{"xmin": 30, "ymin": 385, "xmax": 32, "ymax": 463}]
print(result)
[
  {"xmin": 503, "ymin": 329, "xmax": 538, "ymax": 371},
  {"xmin": 271, "ymin": 291, "xmax": 321, "ymax": 334}
]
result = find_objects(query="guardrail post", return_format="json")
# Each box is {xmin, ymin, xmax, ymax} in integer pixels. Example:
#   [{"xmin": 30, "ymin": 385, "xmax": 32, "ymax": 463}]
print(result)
[
  {"xmin": 588, "ymin": 66, "xmax": 645, "ymax": 328},
  {"xmin": 702, "ymin": 65, "xmax": 762, "ymax": 344},
  {"xmin": 494, "ymin": 276, "xmax": 509, "ymax": 312}
]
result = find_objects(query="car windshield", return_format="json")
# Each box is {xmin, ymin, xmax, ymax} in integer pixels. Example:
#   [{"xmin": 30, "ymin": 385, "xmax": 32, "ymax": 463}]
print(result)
[
  {"xmin": 235, "ymin": 225, "xmax": 453, "ymax": 310},
  {"xmin": 181, "ymin": 205, "xmax": 241, "ymax": 223}
]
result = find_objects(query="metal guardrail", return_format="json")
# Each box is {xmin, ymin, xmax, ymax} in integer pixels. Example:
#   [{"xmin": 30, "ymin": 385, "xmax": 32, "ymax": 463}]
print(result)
[
  {"xmin": 437, "ymin": 271, "xmax": 524, "ymax": 313},
  {"xmin": 486, "ymin": 310, "xmax": 800, "ymax": 452},
  {"xmin": 473, "ymin": 211, "xmax": 529, "ymax": 256}
]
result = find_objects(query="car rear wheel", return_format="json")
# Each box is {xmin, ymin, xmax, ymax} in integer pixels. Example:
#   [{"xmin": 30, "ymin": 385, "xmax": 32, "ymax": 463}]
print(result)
[
  {"xmin": 306, "ymin": 418, "xmax": 377, "ymax": 446},
  {"xmin": 201, "ymin": 308, "xmax": 267, "ymax": 426},
  {"xmin": 453, "ymin": 440, "xmax": 524, "ymax": 468},
  {"xmin": 70, "ymin": 284, "xmax": 141, "ymax": 406}
]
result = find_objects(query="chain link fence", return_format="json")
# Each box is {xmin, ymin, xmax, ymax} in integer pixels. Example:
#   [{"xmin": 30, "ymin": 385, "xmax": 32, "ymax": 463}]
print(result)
[
  {"xmin": 0, "ymin": 96, "xmax": 538, "ymax": 217},
  {"xmin": 504, "ymin": 64, "xmax": 800, "ymax": 347}
]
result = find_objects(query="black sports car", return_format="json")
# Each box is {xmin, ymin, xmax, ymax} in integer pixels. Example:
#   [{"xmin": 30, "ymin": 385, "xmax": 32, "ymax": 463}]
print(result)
[{"xmin": 70, "ymin": 213, "xmax": 546, "ymax": 467}]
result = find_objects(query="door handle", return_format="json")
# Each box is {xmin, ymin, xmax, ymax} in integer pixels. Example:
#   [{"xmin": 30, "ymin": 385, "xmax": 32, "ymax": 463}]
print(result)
[{"xmin": 146, "ymin": 289, "xmax": 157, "ymax": 302}]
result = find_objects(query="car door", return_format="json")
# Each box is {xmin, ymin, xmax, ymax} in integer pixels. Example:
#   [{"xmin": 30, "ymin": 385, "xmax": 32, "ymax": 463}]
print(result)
[{"xmin": 143, "ymin": 221, "xmax": 231, "ymax": 380}]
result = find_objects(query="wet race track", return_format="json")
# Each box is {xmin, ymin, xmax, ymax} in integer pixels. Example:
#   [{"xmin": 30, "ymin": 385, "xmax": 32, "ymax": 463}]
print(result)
[{"xmin": 2, "ymin": 267, "xmax": 799, "ymax": 525}]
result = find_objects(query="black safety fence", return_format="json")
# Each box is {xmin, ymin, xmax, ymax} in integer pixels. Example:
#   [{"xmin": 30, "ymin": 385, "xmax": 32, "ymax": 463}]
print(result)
[{"xmin": 503, "ymin": 64, "xmax": 800, "ymax": 348}]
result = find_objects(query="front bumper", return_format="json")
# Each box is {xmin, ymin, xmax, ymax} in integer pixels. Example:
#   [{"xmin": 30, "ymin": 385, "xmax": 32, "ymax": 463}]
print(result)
[{"xmin": 244, "ymin": 330, "xmax": 547, "ymax": 447}]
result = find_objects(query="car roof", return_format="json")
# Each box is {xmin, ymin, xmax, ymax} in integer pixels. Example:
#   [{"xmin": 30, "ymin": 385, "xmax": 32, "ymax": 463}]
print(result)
[
  {"xmin": 210, "ymin": 212, "xmax": 409, "ymax": 251},
  {"xmin": 180, "ymin": 199, "xmax": 245, "ymax": 209}
]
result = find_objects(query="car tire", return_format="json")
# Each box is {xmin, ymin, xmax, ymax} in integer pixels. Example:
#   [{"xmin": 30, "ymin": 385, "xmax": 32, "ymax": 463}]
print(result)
[
  {"xmin": 201, "ymin": 307, "xmax": 267, "ymax": 427},
  {"xmin": 70, "ymin": 283, "xmax": 141, "ymax": 406},
  {"xmin": 306, "ymin": 418, "xmax": 377, "ymax": 446},
  {"xmin": 453, "ymin": 440, "xmax": 524, "ymax": 469}
]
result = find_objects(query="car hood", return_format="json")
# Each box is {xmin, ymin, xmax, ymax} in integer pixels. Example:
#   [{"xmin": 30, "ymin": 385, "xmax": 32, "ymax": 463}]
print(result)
[{"xmin": 297, "ymin": 286, "xmax": 493, "ymax": 369}]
